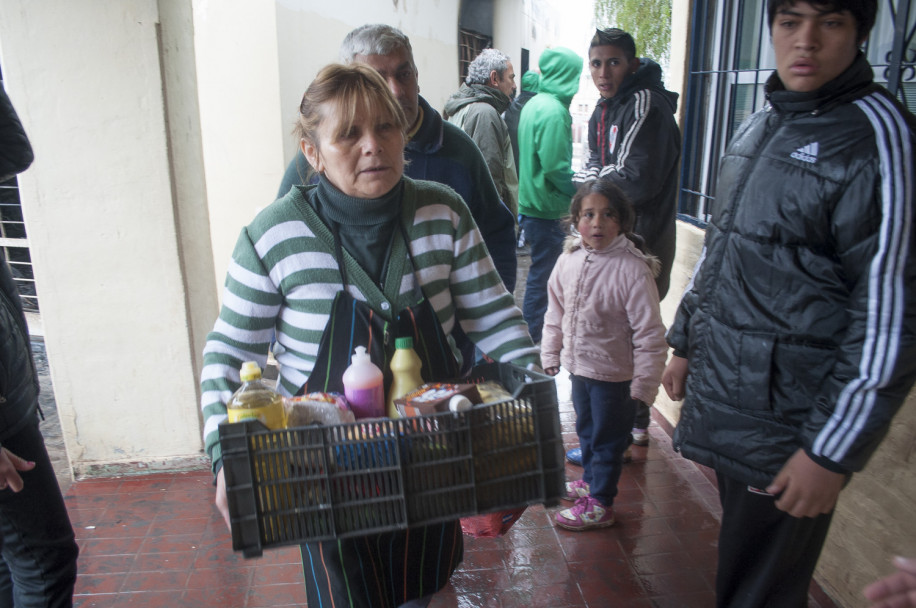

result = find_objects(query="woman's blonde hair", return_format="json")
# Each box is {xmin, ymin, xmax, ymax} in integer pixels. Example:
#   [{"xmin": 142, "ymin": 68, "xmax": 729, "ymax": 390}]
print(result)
[{"xmin": 295, "ymin": 63, "xmax": 408, "ymax": 148}]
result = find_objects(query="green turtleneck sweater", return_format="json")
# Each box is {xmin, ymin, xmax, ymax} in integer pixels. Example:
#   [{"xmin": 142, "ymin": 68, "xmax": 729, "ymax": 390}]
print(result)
[{"xmin": 308, "ymin": 176, "xmax": 401, "ymax": 285}]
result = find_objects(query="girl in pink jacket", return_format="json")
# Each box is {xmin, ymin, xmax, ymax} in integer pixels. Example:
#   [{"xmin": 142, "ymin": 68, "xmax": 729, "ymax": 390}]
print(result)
[{"xmin": 542, "ymin": 180, "xmax": 668, "ymax": 531}]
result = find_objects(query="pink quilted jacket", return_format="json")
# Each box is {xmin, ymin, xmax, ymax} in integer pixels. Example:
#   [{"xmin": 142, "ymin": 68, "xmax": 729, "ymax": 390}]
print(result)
[{"xmin": 541, "ymin": 233, "xmax": 668, "ymax": 404}]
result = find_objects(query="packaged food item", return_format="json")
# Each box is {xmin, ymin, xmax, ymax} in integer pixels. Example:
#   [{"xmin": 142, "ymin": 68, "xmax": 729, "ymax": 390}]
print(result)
[
  {"xmin": 227, "ymin": 361, "xmax": 286, "ymax": 429},
  {"xmin": 386, "ymin": 337, "xmax": 424, "ymax": 418},
  {"xmin": 474, "ymin": 380, "xmax": 514, "ymax": 404},
  {"xmin": 342, "ymin": 346, "xmax": 385, "ymax": 419},
  {"xmin": 286, "ymin": 392, "xmax": 354, "ymax": 427},
  {"xmin": 394, "ymin": 383, "xmax": 482, "ymax": 417}
]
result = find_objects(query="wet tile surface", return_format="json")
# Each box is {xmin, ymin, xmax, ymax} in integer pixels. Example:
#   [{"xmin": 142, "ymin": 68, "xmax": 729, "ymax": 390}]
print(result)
[{"xmin": 65, "ymin": 395, "xmax": 838, "ymax": 607}]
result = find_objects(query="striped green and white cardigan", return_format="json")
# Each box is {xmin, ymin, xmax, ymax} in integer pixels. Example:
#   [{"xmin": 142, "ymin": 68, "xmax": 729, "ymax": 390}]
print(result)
[{"xmin": 201, "ymin": 177, "xmax": 538, "ymax": 472}]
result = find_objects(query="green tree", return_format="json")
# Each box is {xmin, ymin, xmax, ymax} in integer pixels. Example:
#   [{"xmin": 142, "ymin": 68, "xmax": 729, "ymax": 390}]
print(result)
[{"xmin": 594, "ymin": 0, "xmax": 672, "ymax": 67}]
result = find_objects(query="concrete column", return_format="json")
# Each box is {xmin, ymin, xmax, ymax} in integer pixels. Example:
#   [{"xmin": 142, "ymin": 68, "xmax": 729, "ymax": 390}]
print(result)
[{"xmin": 0, "ymin": 0, "xmax": 207, "ymax": 474}]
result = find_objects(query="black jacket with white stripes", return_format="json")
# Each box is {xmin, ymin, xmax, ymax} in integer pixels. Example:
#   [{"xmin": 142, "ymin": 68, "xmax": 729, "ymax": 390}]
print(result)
[
  {"xmin": 666, "ymin": 53, "xmax": 916, "ymax": 488},
  {"xmin": 574, "ymin": 58, "xmax": 680, "ymax": 299}
]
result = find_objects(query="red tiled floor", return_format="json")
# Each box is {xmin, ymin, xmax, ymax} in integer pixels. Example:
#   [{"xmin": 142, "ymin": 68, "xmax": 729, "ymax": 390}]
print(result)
[{"xmin": 66, "ymin": 388, "xmax": 839, "ymax": 607}]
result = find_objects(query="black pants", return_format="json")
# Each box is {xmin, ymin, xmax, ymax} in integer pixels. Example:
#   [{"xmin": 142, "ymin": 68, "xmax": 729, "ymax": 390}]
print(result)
[
  {"xmin": 0, "ymin": 418, "xmax": 78, "ymax": 608},
  {"xmin": 715, "ymin": 472, "xmax": 832, "ymax": 608},
  {"xmin": 633, "ymin": 400, "xmax": 650, "ymax": 430}
]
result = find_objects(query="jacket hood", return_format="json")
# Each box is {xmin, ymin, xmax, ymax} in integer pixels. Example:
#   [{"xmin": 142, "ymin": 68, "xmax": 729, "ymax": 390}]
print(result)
[
  {"xmin": 537, "ymin": 47, "xmax": 583, "ymax": 105},
  {"xmin": 563, "ymin": 233, "xmax": 661, "ymax": 277},
  {"xmin": 521, "ymin": 70, "xmax": 540, "ymax": 93},
  {"xmin": 610, "ymin": 58, "xmax": 678, "ymax": 114},
  {"xmin": 443, "ymin": 83, "xmax": 511, "ymax": 116}
]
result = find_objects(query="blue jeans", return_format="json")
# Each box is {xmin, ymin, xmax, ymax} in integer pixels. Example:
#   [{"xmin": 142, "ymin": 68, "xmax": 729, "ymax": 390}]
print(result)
[
  {"xmin": 571, "ymin": 375, "xmax": 637, "ymax": 506},
  {"xmin": 0, "ymin": 417, "xmax": 79, "ymax": 608},
  {"xmin": 519, "ymin": 215, "xmax": 565, "ymax": 343}
]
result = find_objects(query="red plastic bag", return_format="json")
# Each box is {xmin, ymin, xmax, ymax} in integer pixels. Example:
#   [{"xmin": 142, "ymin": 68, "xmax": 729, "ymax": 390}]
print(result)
[{"xmin": 460, "ymin": 508, "xmax": 526, "ymax": 538}]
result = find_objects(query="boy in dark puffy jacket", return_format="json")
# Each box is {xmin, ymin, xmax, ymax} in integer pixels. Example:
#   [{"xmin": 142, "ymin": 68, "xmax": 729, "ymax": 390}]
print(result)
[
  {"xmin": 663, "ymin": 2, "xmax": 916, "ymax": 606},
  {"xmin": 0, "ymin": 86, "xmax": 79, "ymax": 606}
]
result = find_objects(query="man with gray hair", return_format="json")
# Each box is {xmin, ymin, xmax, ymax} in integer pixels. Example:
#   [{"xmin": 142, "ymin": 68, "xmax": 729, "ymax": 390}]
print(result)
[
  {"xmin": 444, "ymin": 48, "xmax": 519, "ymax": 217},
  {"xmin": 277, "ymin": 25, "xmax": 517, "ymax": 295}
]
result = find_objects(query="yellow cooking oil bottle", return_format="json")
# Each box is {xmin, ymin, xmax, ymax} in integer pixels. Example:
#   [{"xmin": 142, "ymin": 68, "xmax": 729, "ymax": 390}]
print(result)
[
  {"xmin": 386, "ymin": 337, "xmax": 424, "ymax": 418},
  {"xmin": 227, "ymin": 361, "xmax": 287, "ymax": 429},
  {"xmin": 227, "ymin": 361, "xmax": 289, "ymax": 537}
]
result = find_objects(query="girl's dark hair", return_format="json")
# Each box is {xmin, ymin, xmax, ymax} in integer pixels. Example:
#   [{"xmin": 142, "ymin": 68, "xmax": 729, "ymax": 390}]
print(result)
[
  {"xmin": 568, "ymin": 180, "xmax": 649, "ymax": 253},
  {"xmin": 767, "ymin": 0, "xmax": 877, "ymax": 43}
]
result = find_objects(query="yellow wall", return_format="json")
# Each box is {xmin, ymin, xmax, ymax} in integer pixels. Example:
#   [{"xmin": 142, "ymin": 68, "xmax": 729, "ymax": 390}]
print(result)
[{"xmin": 817, "ymin": 398, "xmax": 916, "ymax": 607}]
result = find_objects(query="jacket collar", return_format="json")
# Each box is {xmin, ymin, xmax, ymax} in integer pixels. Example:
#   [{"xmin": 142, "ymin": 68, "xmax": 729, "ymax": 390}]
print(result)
[
  {"xmin": 564, "ymin": 233, "xmax": 662, "ymax": 276},
  {"xmin": 564, "ymin": 232, "xmax": 628, "ymax": 254},
  {"xmin": 766, "ymin": 52, "xmax": 875, "ymax": 116},
  {"xmin": 407, "ymin": 95, "xmax": 444, "ymax": 155},
  {"xmin": 444, "ymin": 83, "xmax": 511, "ymax": 115}
]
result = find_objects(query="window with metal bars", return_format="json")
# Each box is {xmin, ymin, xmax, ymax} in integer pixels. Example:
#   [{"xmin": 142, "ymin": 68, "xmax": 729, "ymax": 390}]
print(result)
[
  {"xmin": 458, "ymin": 29, "xmax": 491, "ymax": 86},
  {"xmin": 678, "ymin": 0, "xmax": 915, "ymax": 225},
  {"xmin": 0, "ymin": 73, "xmax": 38, "ymax": 312}
]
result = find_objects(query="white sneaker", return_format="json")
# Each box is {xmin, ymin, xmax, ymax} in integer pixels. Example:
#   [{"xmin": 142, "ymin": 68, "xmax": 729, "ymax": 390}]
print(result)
[{"xmin": 631, "ymin": 429, "xmax": 649, "ymax": 446}]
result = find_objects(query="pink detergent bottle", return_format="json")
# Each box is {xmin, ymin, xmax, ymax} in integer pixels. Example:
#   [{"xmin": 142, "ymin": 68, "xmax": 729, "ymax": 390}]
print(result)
[{"xmin": 342, "ymin": 346, "xmax": 385, "ymax": 419}]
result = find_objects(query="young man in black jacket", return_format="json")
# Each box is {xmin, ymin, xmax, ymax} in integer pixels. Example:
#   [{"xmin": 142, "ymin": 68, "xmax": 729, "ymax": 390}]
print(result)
[
  {"xmin": 0, "ymin": 86, "xmax": 79, "ymax": 607},
  {"xmin": 663, "ymin": 1, "xmax": 916, "ymax": 606},
  {"xmin": 570, "ymin": 28, "xmax": 680, "ymax": 455},
  {"xmin": 573, "ymin": 28, "xmax": 680, "ymax": 302}
]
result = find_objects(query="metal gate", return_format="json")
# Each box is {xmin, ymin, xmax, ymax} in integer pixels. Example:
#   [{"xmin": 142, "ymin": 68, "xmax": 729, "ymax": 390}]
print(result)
[{"xmin": 0, "ymin": 69, "xmax": 37, "ymax": 312}]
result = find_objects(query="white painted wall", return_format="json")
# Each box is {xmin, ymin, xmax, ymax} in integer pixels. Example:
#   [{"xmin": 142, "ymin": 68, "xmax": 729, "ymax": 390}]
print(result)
[
  {"xmin": 0, "ymin": 0, "xmax": 203, "ymax": 472},
  {"xmin": 669, "ymin": 0, "xmax": 692, "ymax": 126},
  {"xmin": 273, "ymin": 1, "xmax": 462, "ymax": 169},
  {"xmin": 193, "ymin": 0, "xmax": 287, "ymax": 293},
  {"xmin": 493, "ymin": 0, "xmax": 525, "ymax": 77},
  {"xmin": 195, "ymin": 0, "xmax": 463, "ymax": 287}
]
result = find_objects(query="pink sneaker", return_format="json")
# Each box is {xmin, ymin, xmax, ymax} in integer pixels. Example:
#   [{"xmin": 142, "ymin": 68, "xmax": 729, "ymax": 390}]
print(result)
[
  {"xmin": 555, "ymin": 496, "xmax": 615, "ymax": 531},
  {"xmin": 563, "ymin": 479, "xmax": 590, "ymax": 502}
]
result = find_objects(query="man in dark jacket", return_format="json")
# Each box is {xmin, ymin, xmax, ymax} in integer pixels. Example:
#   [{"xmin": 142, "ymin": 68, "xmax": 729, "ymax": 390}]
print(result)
[
  {"xmin": 572, "ymin": 28, "xmax": 680, "ymax": 452},
  {"xmin": 0, "ymin": 86, "xmax": 79, "ymax": 606},
  {"xmin": 276, "ymin": 26, "xmax": 517, "ymax": 295},
  {"xmin": 574, "ymin": 28, "xmax": 680, "ymax": 302},
  {"xmin": 505, "ymin": 70, "xmax": 539, "ymax": 174},
  {"xmin": 444, "ymin": 48, "xmax": 518, "ymax": 217},
  {"xmin": 662, "ymin": 2, "xmax": 916, "ymax": 606}
]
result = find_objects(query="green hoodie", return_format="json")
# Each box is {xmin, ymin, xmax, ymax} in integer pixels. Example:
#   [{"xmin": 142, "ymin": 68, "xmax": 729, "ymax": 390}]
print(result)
[
  {"xmin": 517, "ymin": 47, "xmax": 582, "ymax": 219},
  {"xmin": 520, "ymin": 70, "xmax": 540, "ymax": 93}
]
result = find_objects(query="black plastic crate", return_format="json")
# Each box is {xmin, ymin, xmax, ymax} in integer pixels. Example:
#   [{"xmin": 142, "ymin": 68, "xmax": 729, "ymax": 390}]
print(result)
[{"xmin": 219, "ymin": 362, "xmax": 563, "ymax": 558}]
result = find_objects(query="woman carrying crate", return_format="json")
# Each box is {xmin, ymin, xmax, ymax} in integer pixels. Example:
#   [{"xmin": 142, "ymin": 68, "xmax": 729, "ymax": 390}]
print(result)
[{"xmin": 200, "ymin": 62, "xmax": 540, "ymax": 607}]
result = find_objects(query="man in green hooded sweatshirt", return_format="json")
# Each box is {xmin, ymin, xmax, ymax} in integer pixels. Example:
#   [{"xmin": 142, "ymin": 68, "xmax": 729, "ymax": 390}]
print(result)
[{"xmin": 517, "ymin": 47, "xmax": 583, "ymax": 344}]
